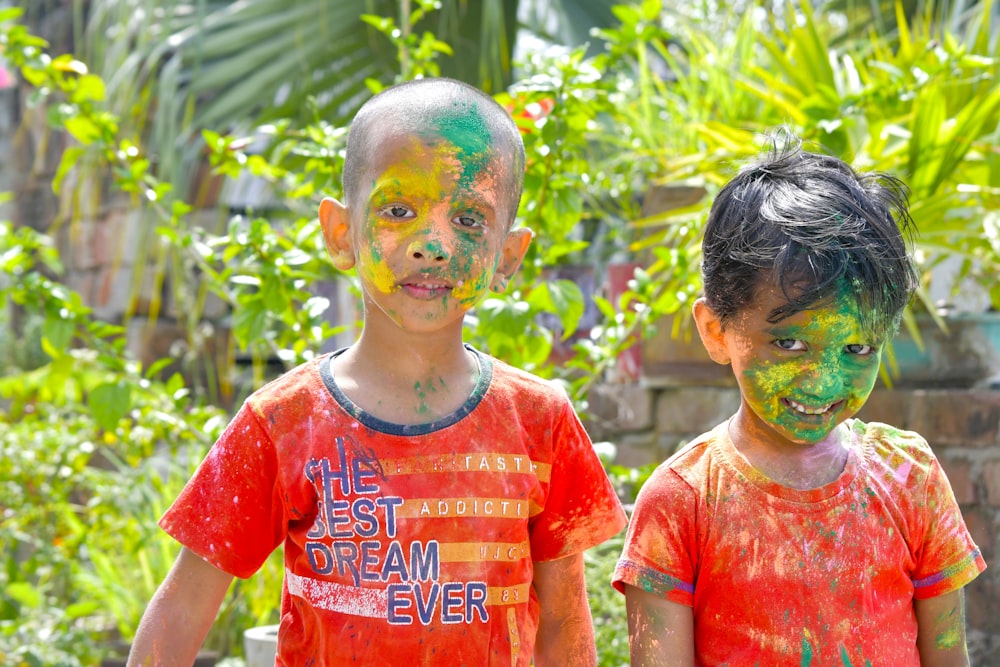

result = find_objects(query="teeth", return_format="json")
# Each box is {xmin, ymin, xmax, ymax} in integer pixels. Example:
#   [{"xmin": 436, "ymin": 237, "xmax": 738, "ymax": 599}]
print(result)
[{"xmin": 787, "ymin": 399, "xmax": 832, "ymax": 415}]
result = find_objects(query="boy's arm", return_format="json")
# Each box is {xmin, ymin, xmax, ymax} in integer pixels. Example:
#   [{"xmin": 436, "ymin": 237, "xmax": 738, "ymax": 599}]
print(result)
[
  {"xmin": 532, "ymin": 552, "xmax": 597, "ymax": 667},
  {"xmin": 127, "ymin": 547, "xmax": 234, "ymax": 667},
  {"xmin": 624, "ymin": 584, "xmax": 695, "ymax": 667},
  {"xmin": 915, "ymin": 588, "xmax": 971, "ymax": 667}
]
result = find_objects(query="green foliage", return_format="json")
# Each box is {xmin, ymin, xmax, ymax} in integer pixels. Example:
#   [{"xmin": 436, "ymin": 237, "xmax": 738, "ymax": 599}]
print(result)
[
  {"xmin": 585, "ymin": 533, "xmax": 630, "ymax": 667},
  {"xmin": 0, "ymin": 211, "xmax": 234, "ymax": 661},
  {"xmin": 361, "ymin": 0, "xmax": 455, "ymax": 84},
  {"xmin": 0, "ymin": 215, "xmax": 285, "ymax": 661}
]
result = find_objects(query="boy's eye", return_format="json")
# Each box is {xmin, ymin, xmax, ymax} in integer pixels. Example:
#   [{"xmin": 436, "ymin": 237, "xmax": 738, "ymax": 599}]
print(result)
[
  {"xmin": 845, "ymin": 343, "xmax": 875, "ymax": 356},
  {"xmin": 773, "ymin": 338, "xmax": 807, "ymax": 351},
  {"xmin": 453, "ymin": 214, "xmax": 482, "ymax": 228},
  {"xmin": 381, "ymin": 205, "xmax": 414, "ymax": 219}
]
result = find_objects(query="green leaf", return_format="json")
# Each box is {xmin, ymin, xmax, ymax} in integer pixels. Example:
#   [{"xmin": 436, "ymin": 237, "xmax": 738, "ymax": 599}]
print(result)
[
  {"xmin": 260, "ymin": 276, "xmax": 288, "ymax": 313},
  {"xmin": 53, "ymin": 146, "xmax": 86, "ymax": 194},
  {"xmin": 64, "ymin": 116, "xmax": 103, "ymax": 144},
  {"xmin": 88, "ymin": 382, "xmax": 133, "ymax": 431},
  {"xmin": 528, "ymin": 279, "xmax": 585, "ymax": 340},
  {"xmin": 43, "ymin": 311, "xmax": 75, "ymax": 354},
  {"xmin": 233, "ymin": 297, "xmax": 269, "ymax": 350},
  {"xmin": 65, "ymin": 600, "xmax": 102, "ymax": 619},
  {"xmin": 0, "ymin": 7, "xmax": 24, "ymax": 23},
  {"xmin": 73, "ymin": 73, "xmax": 106, "ymax": 102},
  {"xmin": 6, "ymin": 582, "xmax": 42, "ymax": 608}
]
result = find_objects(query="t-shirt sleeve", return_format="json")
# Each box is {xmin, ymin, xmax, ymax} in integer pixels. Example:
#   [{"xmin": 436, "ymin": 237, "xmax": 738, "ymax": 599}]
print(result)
[
  {"xmin": 612, "ymin": 462, "xmax": 698, "ymax": 607},
  {"xmin": 159, "ymin": 401, "xmax": 287, "ymax": 579},
  {"xmin": 911, "ymin": 453, "xmax": 986, "ymax": 599},
  {"xmin": 529, "ymin": 396, "xmax": 627, "ymax": 562}
]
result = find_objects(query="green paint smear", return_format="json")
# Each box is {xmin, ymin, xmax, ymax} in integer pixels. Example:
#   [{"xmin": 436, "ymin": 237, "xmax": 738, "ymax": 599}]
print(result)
[
  {"xmin": 801, "ymin": 635, "xmax": 814, "ymax": 667},
  {"xmin": 432, "ymin": 102, "xmax": 491, "ymax": 191},
  {"xmin": 936, "ymin": 625, "xmax": 962, "ymax": 649}
]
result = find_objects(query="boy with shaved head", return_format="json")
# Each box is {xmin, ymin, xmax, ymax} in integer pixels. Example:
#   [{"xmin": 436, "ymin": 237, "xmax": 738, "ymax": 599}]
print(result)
[{"xmin": 128, "ymin": 78, "xmax": 625, "ymax": 666}]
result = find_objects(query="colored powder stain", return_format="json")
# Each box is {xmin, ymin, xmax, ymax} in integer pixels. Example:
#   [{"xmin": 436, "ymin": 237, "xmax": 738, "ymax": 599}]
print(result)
[
  {"xmin": 452, "ymin": 270, "xmax": 491, "ymax": 304},
  {"xmin": 414, "ymin": 381, "xmax": 429, "ymax": 415},
  {"xmin": 432, "ymin": 102, "xmax": 492, "ymax": 191},
  {"xmin": 360, "ymin": 258, "xmax": 397, "ymax": 295},
  {"xmin": 744, "ymin": 360, "xmax": 791, "ymax": 398},
  {"xmin": 936, "ymin": 625, "xmax": 961, "ymax": 650},
  {"xmin": 423, "ymin": 239, "xmax": 446, "ymax": 259},
  {"xmin": 801, "ymin": 633, "xmax": 814, "ymax": 667},
  {"xmin": 413, "ymin": 377, "xmax": 447, "ymax": 415},
  {"xmin": 385, "ymin": 137, "xmax": 449, "ymax": 199},
  {"xmin": 358, "ymin": 206, "xmax": 398, "ymax": 294},
  {"xmin": 451, "ymin": 241, "xmax": 495, "ymax": 305},
  {"xmin": 746, "ymin": 351, "xmax": 845, "ymax": 403},
  {"xmin": 839, "ymin": 645, "xmax": 853, "ymax": 666}
]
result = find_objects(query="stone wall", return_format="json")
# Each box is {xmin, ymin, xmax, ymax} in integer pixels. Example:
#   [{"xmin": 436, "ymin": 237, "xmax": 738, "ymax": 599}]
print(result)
[{"xmin": 586, "ymin": 380, "xmax": 1000, "ymax": 663}]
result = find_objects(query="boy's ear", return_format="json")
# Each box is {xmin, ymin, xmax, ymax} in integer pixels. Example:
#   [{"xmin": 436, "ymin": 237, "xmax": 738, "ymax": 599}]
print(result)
[
  {"xmin": 493, "ymin": 227, "xmax": 533, "ymax": 289},
  {"xmin": 692, "ymin": 297, "xmax": 731, "ymax": 365},
  {"xmin": 319, "ymin": 197, "xmax": 355, "ymax": 271}
]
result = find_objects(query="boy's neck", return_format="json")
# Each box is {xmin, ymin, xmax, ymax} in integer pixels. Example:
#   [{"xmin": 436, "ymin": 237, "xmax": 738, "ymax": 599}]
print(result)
[
  {"xmin": 727, "ymin": 413, "xmax": 852, "ymax": 490},
  {"xmin": 331, "ymin": 331, "xmax": 481, "ymax": 426}
]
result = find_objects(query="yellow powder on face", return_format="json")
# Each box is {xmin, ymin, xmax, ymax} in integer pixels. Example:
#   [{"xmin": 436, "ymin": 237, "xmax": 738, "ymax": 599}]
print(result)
[
  {"xmin": 359, "ymin": 260, "xmax": 398, "ymax": 295},
  {"xmin": 376, "ymin": 160, "xmax": 447, "ymax": 204},
  {"xmin": 359, "ymin": 134, "xmax": 502, "ymax": 306},
  {"xmin": 358, "ymin": 137, "xmax": 451, "ymax": 295},
  {"xmin": 451, "ymin": 265, "xmax": 494, "ymax": 305}
]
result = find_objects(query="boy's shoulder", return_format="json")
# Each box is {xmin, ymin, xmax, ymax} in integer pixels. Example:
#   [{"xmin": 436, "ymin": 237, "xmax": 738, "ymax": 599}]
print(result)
[
  {"xmin": 485, "ymin": 351, "xmax": 573, "ymax": 406},
  {"xmin": 244, "ymin": 354, "xmax": 330, "ymax": 408},
  {"xmin": 850, "ymin": 418, "xmax": 941, "ymax": 481}
]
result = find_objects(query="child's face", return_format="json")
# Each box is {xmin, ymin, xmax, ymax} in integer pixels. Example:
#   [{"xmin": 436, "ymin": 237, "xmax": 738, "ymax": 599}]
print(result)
[
  {"xmin": 323, "ymin": 124, "xmax": 529, "ymax": 335},
  {"xmin": 709, "ymin": 282, "xmax": 884, "ymax": 447}
]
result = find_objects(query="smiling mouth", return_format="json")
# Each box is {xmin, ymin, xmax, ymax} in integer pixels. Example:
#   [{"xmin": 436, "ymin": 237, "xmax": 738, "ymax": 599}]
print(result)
[{"xmin": 782, "ymin": 398, "xmax": 841, "ymax": 415}]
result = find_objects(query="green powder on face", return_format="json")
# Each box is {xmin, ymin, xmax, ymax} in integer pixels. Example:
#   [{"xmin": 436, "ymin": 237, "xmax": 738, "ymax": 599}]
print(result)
[{"xmin": 431, "ymin": 101, "xmax": 492, "ymax": 191}]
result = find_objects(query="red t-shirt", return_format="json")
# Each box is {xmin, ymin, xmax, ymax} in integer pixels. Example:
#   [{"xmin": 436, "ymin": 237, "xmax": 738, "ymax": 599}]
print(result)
[
  {"xmin": 613, "ymin": 420, "xmax": 986, "ymax": 666},
  {"xmin": 162, "ymin": 347, "xmax": 626, "ymax": 666}
]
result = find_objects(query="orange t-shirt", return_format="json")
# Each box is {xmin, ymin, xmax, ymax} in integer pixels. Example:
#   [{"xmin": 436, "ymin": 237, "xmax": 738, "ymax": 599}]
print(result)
[
  {"xmin": 613, "ymin": 420, "xmax": 985, "ymax": 666},
  {"xmin": 162, "ymin": 347, "xmax": 626, "ymax": 666}
]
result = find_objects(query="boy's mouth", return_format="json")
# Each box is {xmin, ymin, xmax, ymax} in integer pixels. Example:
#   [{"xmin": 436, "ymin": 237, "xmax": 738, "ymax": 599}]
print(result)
[
  {"xmin": 781, "ymin": 397, "xmax": 841, "ymax": 415},
  {"xmin": 400, "ymin": 276, "xmax": 453, "ymax": 298}
]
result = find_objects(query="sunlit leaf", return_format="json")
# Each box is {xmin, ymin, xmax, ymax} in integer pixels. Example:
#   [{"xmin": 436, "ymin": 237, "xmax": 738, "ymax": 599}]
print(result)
[{"xmin": 88, "ymin": 382, "xmax": 132, "ymax": 431}]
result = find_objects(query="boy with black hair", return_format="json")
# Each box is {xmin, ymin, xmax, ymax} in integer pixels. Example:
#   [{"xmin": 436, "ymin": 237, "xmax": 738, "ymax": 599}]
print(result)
[
  {"xmin": 614, "ymin": 136, "xmax": 985, "ymax": 666},
  {"xmin": 128, "ymin": 77, "xmax": 626, "ymax": 667}
]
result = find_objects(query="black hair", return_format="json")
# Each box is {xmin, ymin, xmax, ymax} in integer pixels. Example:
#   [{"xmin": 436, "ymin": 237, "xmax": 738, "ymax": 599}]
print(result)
[
  {"xmin": 701, "ymin": 133, "xmax": 919, "ymax": 341},
  {"xmin": 342, "ymin": 77, "xmax": 525, "ymax": 227}
]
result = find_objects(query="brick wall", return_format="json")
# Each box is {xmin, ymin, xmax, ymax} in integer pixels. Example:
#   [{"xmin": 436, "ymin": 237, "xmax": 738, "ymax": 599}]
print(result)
[{"xmin": 586, "ymin": 382, "xmax": 1000, "ymax": 663}]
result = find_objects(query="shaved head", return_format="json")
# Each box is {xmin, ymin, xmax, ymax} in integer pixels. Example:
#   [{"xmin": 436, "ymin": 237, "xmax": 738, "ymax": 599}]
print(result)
[{"xmin": 343, "ymin": 78, "xmax": 525, "ymax": 227}]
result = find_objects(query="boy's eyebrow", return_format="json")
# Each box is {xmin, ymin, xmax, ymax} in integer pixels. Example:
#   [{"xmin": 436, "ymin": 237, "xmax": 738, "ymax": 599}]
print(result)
[
  {"xmin": 451, "ymin": 189, "xmax": 497, "ymax": 212},
  {"xmin": 367, "ymin": 180, "xmax": 500, "ymax": 217}
]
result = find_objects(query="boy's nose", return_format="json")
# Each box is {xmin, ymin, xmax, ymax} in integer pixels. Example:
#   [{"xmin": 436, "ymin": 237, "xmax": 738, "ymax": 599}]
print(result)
[
  {"xmin": 798, "ymin": 359, "xmax": 842, "ymax": 396},
  {"xmin": 408, "ymin": 237, "xmax": 449, "ymax": 262}
]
